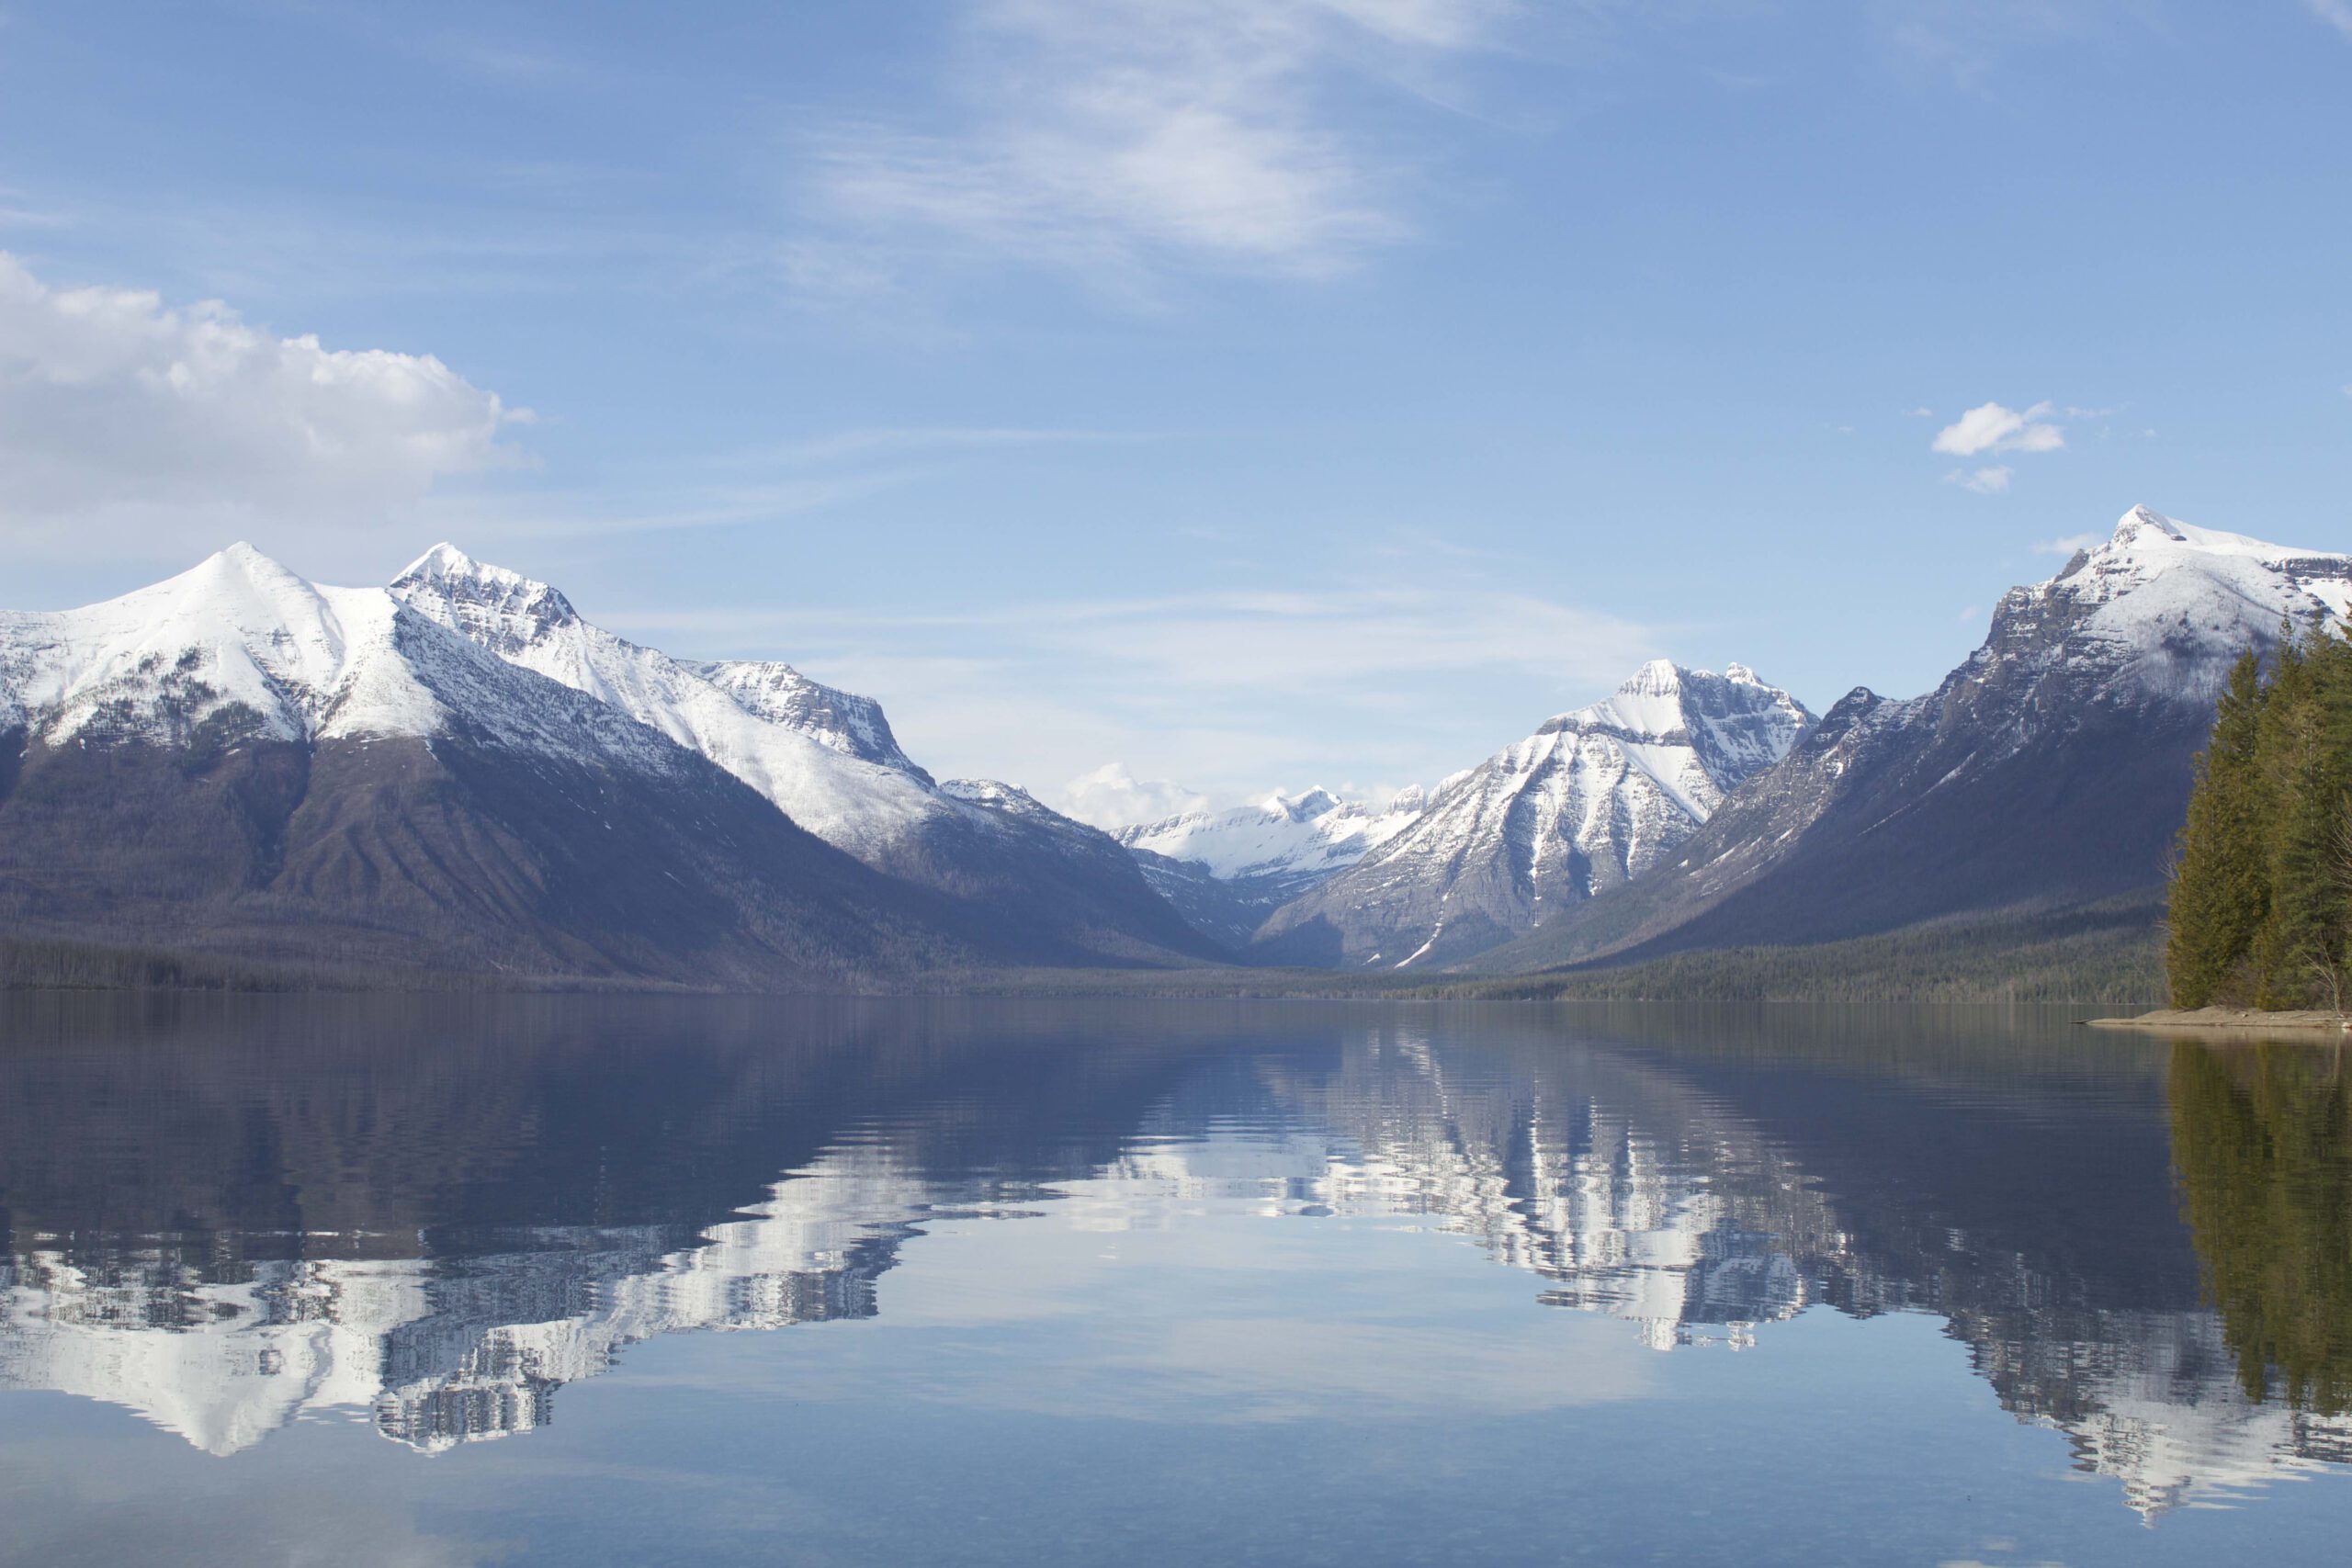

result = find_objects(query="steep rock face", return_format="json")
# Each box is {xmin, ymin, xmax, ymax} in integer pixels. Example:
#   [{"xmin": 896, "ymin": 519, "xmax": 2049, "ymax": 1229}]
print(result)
[
  {"xmin": 1254, "ymin": 661, "xmax": 1812, "ymax": 967},
  {"xmin": 0, "ymin": 547, "xmax": 972, "ymax": 985},
  {"xmin": 390, "ymin": 545, "xmax": 1220, "ymax": 966},
  {"xmin": 1486, "ymin": 507, "xmax": 2352, "ymax": 972}
]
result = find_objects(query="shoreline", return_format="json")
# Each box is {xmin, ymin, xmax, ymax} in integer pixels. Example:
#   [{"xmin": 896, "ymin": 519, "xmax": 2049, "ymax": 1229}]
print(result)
[{"xmin": 2087, "ymin": 1007, "xmax": 2352, "ymax": 1034}]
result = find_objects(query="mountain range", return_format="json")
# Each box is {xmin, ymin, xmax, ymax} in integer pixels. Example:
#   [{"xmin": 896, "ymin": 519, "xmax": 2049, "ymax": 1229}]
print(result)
[
  {"xmin": 2, "ymin": 504, "xmax": 2341, "ymax": 988},
  {"xmin": 0, "ymin": 543, "xmax": 1214, "ymax": 985}
]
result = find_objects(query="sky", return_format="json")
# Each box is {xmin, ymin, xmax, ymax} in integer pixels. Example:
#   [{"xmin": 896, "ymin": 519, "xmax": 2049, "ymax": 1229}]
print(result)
[{"xmin": 2, "ymin": 1, "xmax": 2348, "ymax": 824}]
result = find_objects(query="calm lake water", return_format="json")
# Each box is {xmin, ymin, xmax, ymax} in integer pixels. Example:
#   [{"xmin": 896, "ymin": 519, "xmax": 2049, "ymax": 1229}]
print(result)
[{"xmin": 2, "ymin": 996, "xmax": 2348, "ymax": 1566}]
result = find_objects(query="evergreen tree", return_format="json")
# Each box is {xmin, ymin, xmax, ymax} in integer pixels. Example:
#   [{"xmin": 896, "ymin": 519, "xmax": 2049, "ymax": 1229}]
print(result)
[
  {"xmin": 2168, "ymin": 621, "xmax": 2352, "ymax": 1010},
  {"xmin": 2168, "ymin": 650, "xmax": 2272, "ymax": 1007}
]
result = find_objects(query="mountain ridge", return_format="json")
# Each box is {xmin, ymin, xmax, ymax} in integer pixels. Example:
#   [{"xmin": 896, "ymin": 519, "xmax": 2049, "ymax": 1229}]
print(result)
[
  {"xmin": 1475, "ymin": 506, "xmax": 2352, "ymax": 975},
  {"xmin": 1250, "ymin": 659, "xmax": 1813, "ymax": 967}
]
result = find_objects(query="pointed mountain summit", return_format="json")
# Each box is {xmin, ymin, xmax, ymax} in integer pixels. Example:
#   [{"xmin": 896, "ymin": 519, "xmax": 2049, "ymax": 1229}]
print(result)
[
  {"xmin": 1253, "ymin": 660, "xmax": 1813, "ymax": 967},
  {"xmin": 1484, "ymin": 506, "xmax": 2352, "ymax": 973}
]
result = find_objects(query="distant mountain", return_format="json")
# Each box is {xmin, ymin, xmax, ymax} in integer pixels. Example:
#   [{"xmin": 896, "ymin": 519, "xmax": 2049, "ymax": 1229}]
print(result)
[
  {"xmin": 1114, "ymin": 786, "xmax": 1427, "ymax": 947},
  {"xmin": 391, "ymin": 545, "xmax": 1222, "ymax": 967},
  {"xmin": 0, "ymin": 545, "xmax": 971, "ymax": 985},
  {"xmin": 1483, "ymin": 507, "xmax": 2352, "ymax": 974},
  {"xmin": 1252, "ymin": 660, "xmax": 1812, "ymax": 968}
]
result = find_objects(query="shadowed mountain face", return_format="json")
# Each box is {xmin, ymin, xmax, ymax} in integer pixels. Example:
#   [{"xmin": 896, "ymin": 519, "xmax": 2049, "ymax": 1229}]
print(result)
[
  {"xmin": 0, "ymin": 728, "xmax": 976, "ymax": 986},
  {"xmin": 3, "ymin": 994, "xmax": 2346, "ymax": 1526},
  {"xmin": 1481, "ymin": 508, "xmax": 2352, "ymax": 974}
]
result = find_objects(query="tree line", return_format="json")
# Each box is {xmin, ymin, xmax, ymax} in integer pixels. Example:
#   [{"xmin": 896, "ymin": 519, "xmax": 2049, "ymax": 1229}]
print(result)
[{"xmin": 2168, "ymin": 622, "xmax": 2352, "ymax": 1010}]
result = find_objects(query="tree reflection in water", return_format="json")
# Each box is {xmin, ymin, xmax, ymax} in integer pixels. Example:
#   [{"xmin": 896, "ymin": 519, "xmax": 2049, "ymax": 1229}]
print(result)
[{"xmin": 2171, "ymin": 1039, "xmax": 2352, "ymax": 1416}]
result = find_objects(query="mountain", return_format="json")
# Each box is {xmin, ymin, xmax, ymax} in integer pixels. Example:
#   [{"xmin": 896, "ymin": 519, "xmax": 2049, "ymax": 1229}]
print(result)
[
  {"xmin": 1251, "ymin": 661, "xmax": 1813, "ymax": 968},
  {"xmin": 1483, "ymin": 506, "xmax": 2352, "ymax": 974},
  {"xmin": 0, "ymin": 544, "xmax": 972, "ymax": 986},
  {"xmin": 390, "ymin": 544, "xmax": 1220, "ymax": 966},
  {"xmin": 1114, "ymin": 785, "xmax": 1427, "ymax": 947}
]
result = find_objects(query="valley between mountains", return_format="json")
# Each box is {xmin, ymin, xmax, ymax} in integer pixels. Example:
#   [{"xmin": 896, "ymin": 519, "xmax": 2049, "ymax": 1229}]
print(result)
[{"xmin": 5, "ymin": 505, "xmax": 2346, "ymax": 995}]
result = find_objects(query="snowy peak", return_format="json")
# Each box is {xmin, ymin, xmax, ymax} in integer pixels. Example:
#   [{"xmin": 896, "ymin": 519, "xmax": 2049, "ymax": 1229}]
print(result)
[
  {"xmin": 391, "ymin": 541, "xmax": 582, "ymax": 657},
  {"xmin": 1272, "ymin": 786, "xmax": 1343, "ymax": 821},
  {"xmin": 1616, "ymin": 657, "xmax": 1687, "ymax": 699},
  {"xmin": 1116, "ymin": 785, "xmax": 1428, "ymax": 887},
  {"xmin": 0, "ymin": 544, "xmax": 452, "ymax": 746},
  {"xmin": 1251, "ymin": 658, "xmax": 1813, "ymax": 967},
  {"xmin": 1980, "ymin": 505, "xmax": 2352, "ymax": 709},
  {"xmin": 2095, "ymin": 503, "xmax": 2341, "ymax": 573},
  {"xmin": 1537, "ymin": 661, "xmax": 1813, "ymax": 792}
]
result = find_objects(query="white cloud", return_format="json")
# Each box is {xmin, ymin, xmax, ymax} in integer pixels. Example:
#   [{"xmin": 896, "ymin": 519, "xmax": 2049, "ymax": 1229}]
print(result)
[
  {"xmin": 1931, "ymin": 400, "xmax": 2065, "ymax": 457},
  {"xmin": 2304, "ymin": 1, "xmax": 2352, "ymax": 40},
  {"xmin": 0, "ymin": 254, "xmax": 526, "ymax": 558},
  {"xmin": 1947, "ymin": 464, "xmax": 2012, "ymax": 494},
  {"xmin": 2032, "ymin": 531, "xmax": 2101, "ymax": 556},
  {"xmin": 797, "ymin": 0, "xmax": 1516, "ymax": 289},
  {"xmin": 1057, "ymin": 762, "xmax": 1213, "ymax": 829}
]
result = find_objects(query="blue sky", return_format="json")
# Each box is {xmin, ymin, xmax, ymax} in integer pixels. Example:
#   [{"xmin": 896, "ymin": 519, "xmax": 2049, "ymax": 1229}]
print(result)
[{"xmin": 2, "ymin": 1, "xmax": 2347, "ymax": 819}]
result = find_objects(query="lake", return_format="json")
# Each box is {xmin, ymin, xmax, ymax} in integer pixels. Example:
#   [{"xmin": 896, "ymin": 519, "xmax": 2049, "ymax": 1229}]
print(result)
[{"xmin": 1, "ymin": 995, "xmax": 2347, "ymax": 1566}]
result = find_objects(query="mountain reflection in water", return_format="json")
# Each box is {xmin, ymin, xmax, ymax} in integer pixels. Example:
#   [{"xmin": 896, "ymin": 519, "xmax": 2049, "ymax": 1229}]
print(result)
[{"xmin": 2, "ymin": 996, "xmax": 2348, "ymax": 1531}]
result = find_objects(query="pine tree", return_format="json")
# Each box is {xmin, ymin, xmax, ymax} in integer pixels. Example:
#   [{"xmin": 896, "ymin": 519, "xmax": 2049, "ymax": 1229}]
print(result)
[
  {"xmin": 2167, "ymin": 649, "xmax": 2272, "ymax": 1007},
  {"xmin": 2169, "ymin": 621, "xmax": 2352, "ymax": 1010}
]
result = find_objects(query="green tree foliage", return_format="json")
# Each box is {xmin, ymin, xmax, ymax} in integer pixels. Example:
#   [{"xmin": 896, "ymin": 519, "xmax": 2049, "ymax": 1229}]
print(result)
[
  {"xmin": 2166, "ymin": 626, "xmax": 2352, "ymax": 1010},
  {"xmin": 2169, "ymin": 1041, "xmax": 2352, "ymax": 1414}
]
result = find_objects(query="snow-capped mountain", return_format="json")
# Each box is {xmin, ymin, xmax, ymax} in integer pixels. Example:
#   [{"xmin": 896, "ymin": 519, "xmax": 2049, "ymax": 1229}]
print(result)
[
  {"xmin": 390, "ymin": 544, "xmax": 1220, "ymax": 966},
  {"xmin": 390, "ymin": 544, "xmax": 951, "ymax": 855},
  {"xmin": 1119, "ymin": 786, "xmax": 1428, "ymax": 887},
  {"xmin": 1486, "ymin": 506, "xmax": 2352, "ymax": 972},
  {"xmin": 0, "ymin": 544, "xmax": 1001, "ymax": 984},
  {"xmin": 390, "ymin": 543, "xmax": 932, "ymax": 781},
  {"xmin": 1254, "ymin": 660, "xmax": 1813, "ymax": 967},
  {"xmin": 1112, "ymin": 785, "xmax": 1427, "ymax": 945},
  {"xmin": 0, "ymin": 544, "xmax": 1226, "ymax": 982}
]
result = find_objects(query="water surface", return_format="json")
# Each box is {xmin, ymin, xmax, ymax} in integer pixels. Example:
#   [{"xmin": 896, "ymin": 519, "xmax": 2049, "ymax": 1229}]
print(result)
[{"xmin": 1, "ymin": 996, "xmax": 2347, "ymax": 1565}]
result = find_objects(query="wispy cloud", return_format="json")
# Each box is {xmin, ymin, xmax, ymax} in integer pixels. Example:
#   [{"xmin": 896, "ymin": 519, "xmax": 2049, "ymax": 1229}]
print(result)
[
  {"xmin": 726, "ymin": 425, "xmax": 1152, "ymax": 468},
  {"xmin": 2303, "ymin": 0, "xmax": 2352, "ymax": 40},
  {"xmin": 609, "ymin": 572, "xmax": 1662, "ymax": 802},
  {"xmin": 1946, "ymin": 465, "xmax": 2012, "ymax": 494},
  {"xmin": 627, "ymin": 582, "xmax": 1655, "ymax": 691},
  {"xmin": 792, "ymin": 0, "xmax": 1520, "ymax": 296},
  {"xmin": 1876, "ymin": 0, "xmax": 2161, "ymax": 84},
  {"xmin": 2033, "ymin": 532, "xmax": 2101, "ymax": 556}
]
